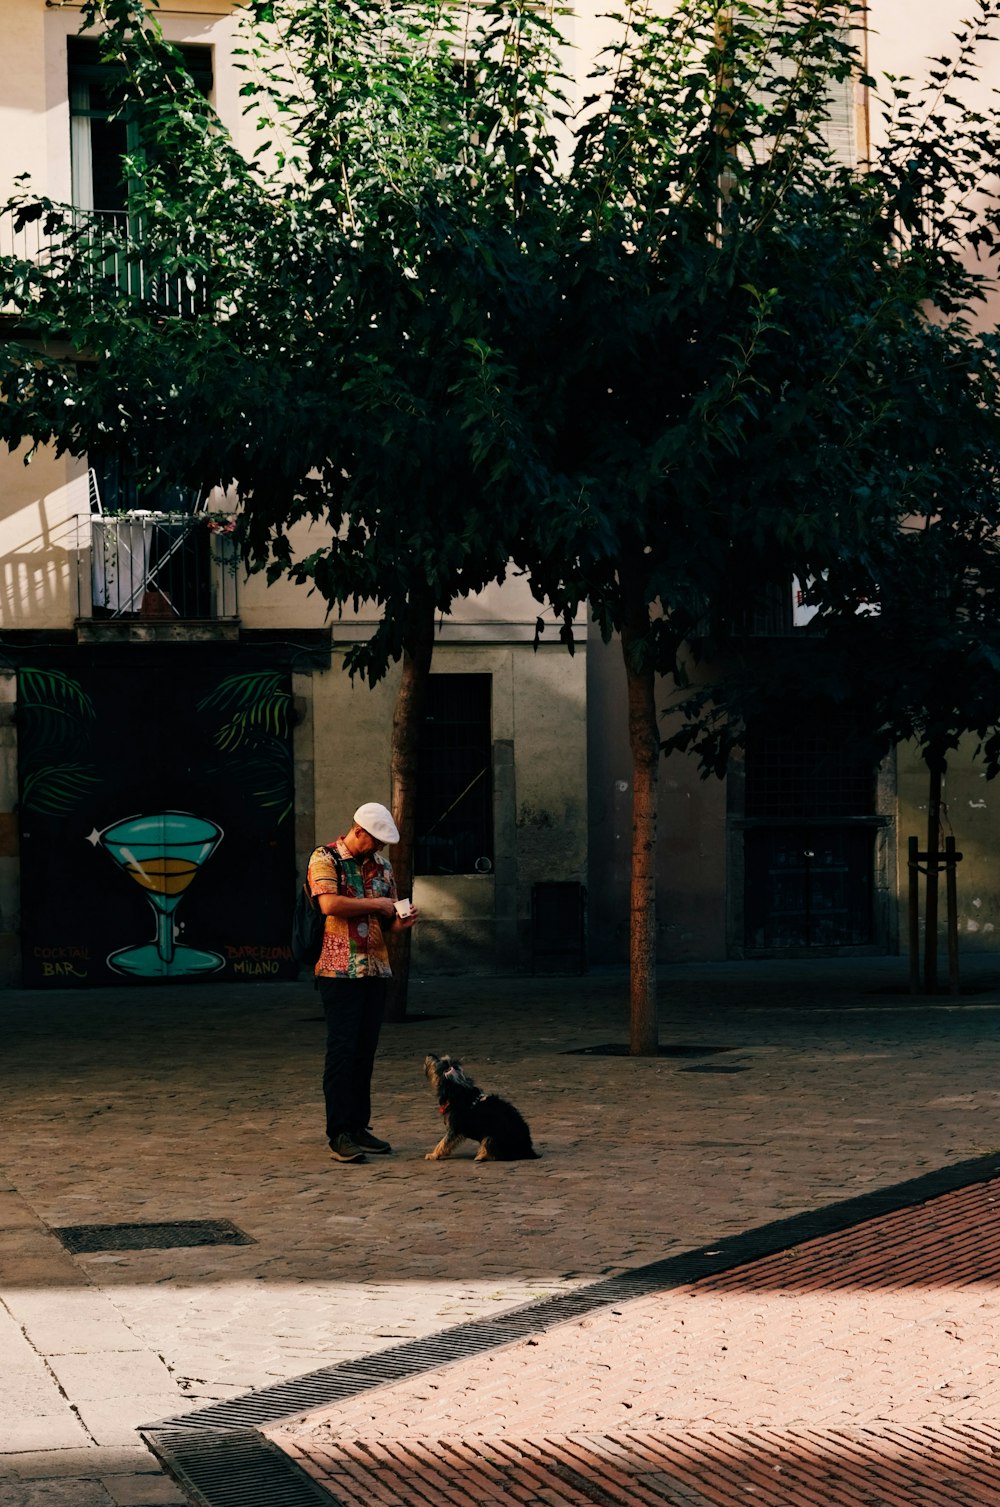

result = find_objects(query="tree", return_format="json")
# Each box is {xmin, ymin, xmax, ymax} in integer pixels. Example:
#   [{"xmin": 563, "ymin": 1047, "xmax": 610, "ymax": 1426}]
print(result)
[
  {"xmin": 646, "ymin": 15, "xmax": 1000, "ymax": 995},
  {"xmin": 490, "ymin": 0, "xmax": 999, "ymax": 1045},
  {"xmin": 786, "ymin": 323, "xmax": 1000, "ymax": 994}
]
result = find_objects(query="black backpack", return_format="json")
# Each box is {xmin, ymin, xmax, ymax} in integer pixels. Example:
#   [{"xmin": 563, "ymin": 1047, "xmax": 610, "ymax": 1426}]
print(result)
[{"xmin": 291, "ymin": 846, "xmax": 343, "ymax": 968}]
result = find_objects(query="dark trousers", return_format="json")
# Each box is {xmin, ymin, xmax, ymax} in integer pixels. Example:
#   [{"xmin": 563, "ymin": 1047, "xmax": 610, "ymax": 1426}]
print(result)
[{"xmin": 319, "ymin": 976, "xmax": 387, "ymax": 1144}]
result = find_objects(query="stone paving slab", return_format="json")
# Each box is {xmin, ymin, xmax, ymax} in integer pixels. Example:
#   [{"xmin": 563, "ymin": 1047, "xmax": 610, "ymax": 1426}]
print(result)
[{"xmin": 0, "ymin": 1448, "xmax": 185, "ymax": 1507}]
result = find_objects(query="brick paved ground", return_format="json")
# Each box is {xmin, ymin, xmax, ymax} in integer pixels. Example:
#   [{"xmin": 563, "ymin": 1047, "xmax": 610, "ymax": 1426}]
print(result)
[
  {"xmin": 280, "ymin": 1426, "xmax": 1000, "ymax": 1507},
  {"xmin": 274, "ymin": 1175, "xmax": 1000, "ymax": 1504},
  {"xmin": 3, "ymin": 957, "xmax": 1000, "ymax": 1503}
]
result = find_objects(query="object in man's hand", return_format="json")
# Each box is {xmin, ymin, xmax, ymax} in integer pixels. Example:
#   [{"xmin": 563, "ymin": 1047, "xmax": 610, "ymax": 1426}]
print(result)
[{"xmin": 394, "ymin": 898, "xmax": 413, "ymax": 918}]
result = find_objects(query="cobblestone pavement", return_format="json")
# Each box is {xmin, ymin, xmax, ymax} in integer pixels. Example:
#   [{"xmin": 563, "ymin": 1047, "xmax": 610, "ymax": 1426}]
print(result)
[{"xmin": 3, "ymin": 957, "xmax": 1000, "ymax": 1503}]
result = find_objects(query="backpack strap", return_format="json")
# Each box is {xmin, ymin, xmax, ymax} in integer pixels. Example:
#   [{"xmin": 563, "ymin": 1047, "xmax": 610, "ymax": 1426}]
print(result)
[
  {"xmin": 304, "ymin": 846, "xmax": 346, "ymax": 992},
  {"xmin": 309, "ymin": 843, "xmax": 344, "ymax": 898}
]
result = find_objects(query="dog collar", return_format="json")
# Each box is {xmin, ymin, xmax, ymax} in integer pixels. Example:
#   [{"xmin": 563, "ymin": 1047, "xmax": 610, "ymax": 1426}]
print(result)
[{"xmin": 438, "ymin": 1093, "xmax": 484, "ymax": 1113}]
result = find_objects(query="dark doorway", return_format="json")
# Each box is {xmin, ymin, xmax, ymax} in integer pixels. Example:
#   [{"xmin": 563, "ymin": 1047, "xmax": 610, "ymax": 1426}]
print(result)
[
  {"xmin": 415, "ymin": 673, "xmax": 493, "ymax": 875},
  {"xmin": 742, "ymin": 717, "xmax": 879, "ymax": 952}
]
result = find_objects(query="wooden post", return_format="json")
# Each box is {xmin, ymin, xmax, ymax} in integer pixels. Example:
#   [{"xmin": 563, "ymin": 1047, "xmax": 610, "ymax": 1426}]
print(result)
[
  {"xmin": 945, "ymin": 834, "xmax": 960, "ymax": 997},
  {"xmin": 908, "ymin": 835, "xmax": 920, "ymax": 996}
]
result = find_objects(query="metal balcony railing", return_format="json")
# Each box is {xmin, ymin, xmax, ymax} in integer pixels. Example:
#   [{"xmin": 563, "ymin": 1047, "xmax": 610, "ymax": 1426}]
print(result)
[
  {"xmin": 90, "ymin": 512, "xmax": 239, "ymax": 621},
  {"xmin": 1, "ymin": 209, "xmax": 207, "ymax": 316}
]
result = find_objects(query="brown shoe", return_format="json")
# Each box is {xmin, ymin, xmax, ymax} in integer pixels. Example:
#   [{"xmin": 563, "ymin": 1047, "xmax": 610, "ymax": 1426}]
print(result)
[{"xmin": 330, "ymin": 1133, "xmax": 366, "ymax": 1163}]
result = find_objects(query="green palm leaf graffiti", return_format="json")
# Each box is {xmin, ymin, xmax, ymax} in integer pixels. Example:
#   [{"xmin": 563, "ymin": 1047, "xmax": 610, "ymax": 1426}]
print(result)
[
  {"xmin": 22, "ymin": 762, "xmax": 102, "ymax": 815},
  {"xmin": 197, "ymin": 672, "xmax": 293, "ymax": 748},
  {"xmin": 197, "ymin": 672, "xmax": 294, "ymax": 822},
  {"xmin": 20, "ymin": 669, "xmax": 96, "ymax": 721},
  {"xmin": 238, "ymin": 748, "xmax": 295, "ymax": 824},
  {"xmin": 19, "ymin": 668, "xmax": 101, "ymax": 815}
]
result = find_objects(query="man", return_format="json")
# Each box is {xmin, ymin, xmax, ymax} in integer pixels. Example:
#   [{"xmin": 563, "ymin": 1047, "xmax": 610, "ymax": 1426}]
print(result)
[{"xmin": 308, "ymin": 802, "xmax": 418, "ymax": 1163}]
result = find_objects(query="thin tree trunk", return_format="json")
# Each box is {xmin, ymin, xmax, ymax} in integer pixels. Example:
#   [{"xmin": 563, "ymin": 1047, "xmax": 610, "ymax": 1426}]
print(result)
[
  {"xmin": 384, "ymin": 601, "xmax": 435, "ymax": 1022},
  {"xmin": 621, "ymin": 585, "xmax": 659, "ymax": 1056},
  {"xmin": 923, "ymin": 755, "xmax": 944, "ymax": 996}
]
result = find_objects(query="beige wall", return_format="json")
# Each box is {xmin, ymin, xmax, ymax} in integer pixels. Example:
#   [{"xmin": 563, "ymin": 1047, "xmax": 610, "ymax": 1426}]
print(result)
[
  {"xmin": 0, "ymin": 446, "xmax": 86, "ymax": 629},
  {"xmin": 242, "ymin": 517, "xmax": 576, "ymax": 634},
  {"xmin": 301, "ymin": 637, "xmax": 588, "ymax": 975},
  {"xmin": 867, "ymin": 0, "xmax": 1000, "ymax": 327},
  {"xmin": 867, "ymin": 1, "xmax": 1000, "ymax": 133}
]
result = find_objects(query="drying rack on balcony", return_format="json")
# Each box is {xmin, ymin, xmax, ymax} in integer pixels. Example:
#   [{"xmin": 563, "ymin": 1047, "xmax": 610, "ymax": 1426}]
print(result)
[
  {"xmin": 97, "ymin": 510, "xmax": 191, "ymax": 618},
  {"xmin": 88, "ymin": 478, "xmax": 238, "ymax": 622}
]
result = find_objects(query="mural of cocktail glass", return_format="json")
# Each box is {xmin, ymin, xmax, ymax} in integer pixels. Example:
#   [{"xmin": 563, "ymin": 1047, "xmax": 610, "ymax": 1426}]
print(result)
[{"xmin": 98, "ymin": 811, "xmax": 224, "ymax": 977}]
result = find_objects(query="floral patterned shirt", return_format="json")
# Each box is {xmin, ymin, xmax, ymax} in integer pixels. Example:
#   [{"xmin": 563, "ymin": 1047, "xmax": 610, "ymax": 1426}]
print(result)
[{"xmin": 308, "ymin": 838, "xmax": 397, "ymax": 979}]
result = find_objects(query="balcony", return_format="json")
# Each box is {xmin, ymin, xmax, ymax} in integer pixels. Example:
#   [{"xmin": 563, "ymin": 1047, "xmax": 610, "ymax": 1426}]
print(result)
[
  {"xmin": 1, "ymin": 208, "xmax": 207, "ymax": 317},
  {"xmin": 80, "ymin": 511, "xmax": 239, "ymax": 641}
]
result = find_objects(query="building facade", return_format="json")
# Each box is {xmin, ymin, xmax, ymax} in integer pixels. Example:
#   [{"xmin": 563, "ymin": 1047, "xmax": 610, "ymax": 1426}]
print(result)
[{"xmin": 1, "ymin": 0, "xmax": 997, "ymax": 987}]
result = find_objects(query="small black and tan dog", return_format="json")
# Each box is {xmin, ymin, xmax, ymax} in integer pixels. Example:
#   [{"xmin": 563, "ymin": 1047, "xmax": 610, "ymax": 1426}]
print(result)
[{"xmin": 423, "ymin": 1053, "xmax": 540, "ymax": 1162}]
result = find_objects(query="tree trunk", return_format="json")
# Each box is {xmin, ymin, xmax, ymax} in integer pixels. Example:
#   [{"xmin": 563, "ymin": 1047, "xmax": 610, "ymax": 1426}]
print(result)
[
  {"xmin": 384, "ymin": 601, "xmax": 435, "ymax": 1022},
  {"xmin": 923, "ymin": 754, "xmax": 945, "ymax": 996},
  {"xmin": 621, "ymin": 586, "xmax": 660, "ymax": 1056}
]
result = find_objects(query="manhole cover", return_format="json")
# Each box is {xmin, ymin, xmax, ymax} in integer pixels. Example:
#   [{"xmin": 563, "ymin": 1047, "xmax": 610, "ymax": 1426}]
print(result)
[
  {"xmin": 565, "ymin": 1043, "xmax": 735, "ymax": 1058},
  {"xmin": 54, "ymin": 1219, "xmax": 255, "ymax": 1253}
]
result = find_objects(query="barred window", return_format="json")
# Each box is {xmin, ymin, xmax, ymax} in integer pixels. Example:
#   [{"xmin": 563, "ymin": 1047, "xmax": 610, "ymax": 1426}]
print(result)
[
  {"xmin": 745, "ymin": 717, "xmax": 875, "ymax": 820},
  {"xmin": 415, "ymin": 675, "xmax": 493, "ymax": 875}
]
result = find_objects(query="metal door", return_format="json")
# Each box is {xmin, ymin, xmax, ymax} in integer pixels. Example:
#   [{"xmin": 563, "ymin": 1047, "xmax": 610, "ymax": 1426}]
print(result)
[{"xmin": 18, "ymin": 655, "xmax": 297, "ymax": 987}]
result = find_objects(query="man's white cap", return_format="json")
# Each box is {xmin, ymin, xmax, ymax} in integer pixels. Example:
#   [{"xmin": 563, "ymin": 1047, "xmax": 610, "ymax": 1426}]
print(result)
[{"xmin": 353, "ymin": 802, "xmax": 399, "ymax": 845}]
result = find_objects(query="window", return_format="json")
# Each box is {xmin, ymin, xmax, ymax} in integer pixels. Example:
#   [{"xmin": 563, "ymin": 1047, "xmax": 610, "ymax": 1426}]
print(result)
[
  {"xmin": 68, "ymin": 37, "xmax": 213, "ymax": 217},
  {"xmin": 415, "ymin": 675, "xmax": 493, "ymax": 875},
  {"xmin": 88, "ymin": 450, "xmax": 225, "ymax": 621},
  {"xmin": 89, "ymin": 449, "xmax": 203, "ymax": 516},
  {"xmin": 744, "ymin": 718, "xmax": 875, "ymax": 821}
]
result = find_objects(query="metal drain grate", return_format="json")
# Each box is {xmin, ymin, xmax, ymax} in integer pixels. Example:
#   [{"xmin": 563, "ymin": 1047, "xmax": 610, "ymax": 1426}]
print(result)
[
  {"xmin": 145, "ymin": 1326, "xmax": 524, "ymax": 1433},
  {"xmin": 146, "ymin": 1427, "xmax": 337, "ymax": 1507},
  {"xmin": 54, "ymin": 1219, "xmax": 255, "ymax": 1254}
]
